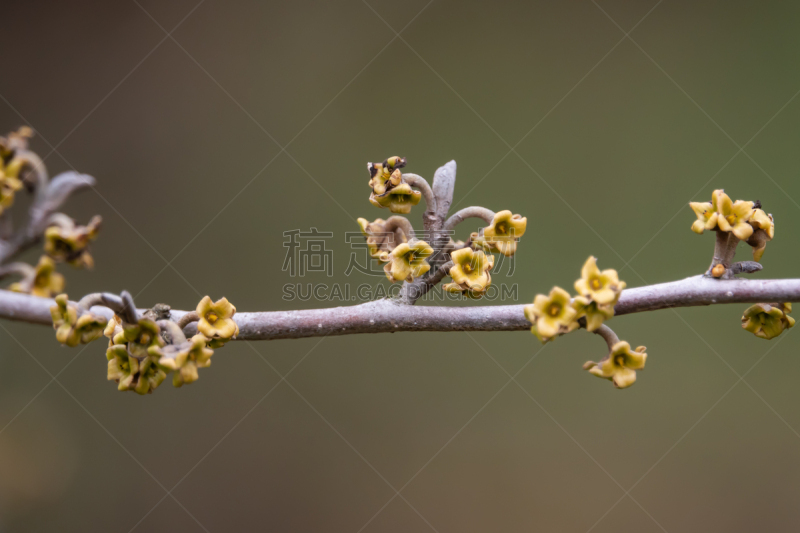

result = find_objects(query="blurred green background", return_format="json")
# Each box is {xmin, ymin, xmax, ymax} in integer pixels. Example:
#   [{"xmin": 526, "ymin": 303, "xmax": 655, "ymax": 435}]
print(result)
[{"xmin": 2, "ymin": 0, "xmax": 800, "ymax": 531}]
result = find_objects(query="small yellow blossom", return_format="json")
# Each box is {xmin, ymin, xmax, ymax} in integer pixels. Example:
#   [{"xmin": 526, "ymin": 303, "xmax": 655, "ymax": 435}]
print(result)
[
  {"xmin": 714, "ymin": 190, "xmax": 754, "ymax": 240},
  {"xmin": 107, "ymin": 344, "xmax": 139, "ymax": 391},
  {"xmin": 9, "ymin": 256, "xmax": 64, "ymax": 297},
  {"xmin": 357, "ymin": 217, "xmax": 406, "ymax": 259},
  {"xmin": 152, "ymin": 334, "xmax": 214, "ymax": 387},
  {"xmin": 133, "ymin": 356, "xmax": 167, "ymax": 395},
  {"xmin": 0, "ymin": 169, "xmax": 23, "ymax": 216},
  {"xmin": 44, "ymin": 215, "xmax": 101, "ymax": 268},
  {"xmin": 443, "ymin": 247, "xmax": 493, "ymax": 298},
  {"xmin": 524, "ymin": 286, "xmax": 579, "ymax": 343},
  {"xmin": 367, "ymin": 157, "xmax": 406, "ymax": 196},
  {"xmin": 50, "ymin": 294, "xmax": 107, "ymax": 347},
  {"xmin": 381, "ymin": 240, "xmax": 433, "ymax": 282},
  {"xmin": 746, "ymin": 209, "xmax": 774, "ymax": 262},
  {"xmin": 689, "ymin": 199, "xmax": 719, "ymax": 234},
  {"xmin": 571, "ymin": 296, "xmax": 615, "ymax": 332},
  {"xmin": 106, "ymin": 344, "xmax": 166, "ymax": 394},
  {"xmin": 196, "ymin": 296, "xmax": 239, "ymax": 340},
  {"xmin": 114, "ymin": 318, "xmax": 164, "ymax": 358},
  {"xmin": 482, "ymin": 210, "xmax": 527, "ymax": 256},
  {"xmin": 583, "ymin": 341, "xmax": 647, "ymax": 389},
  {"xmin": 574, "ymin": 256, "xmax": 626, "ymax": 306},
  {"xmin": 741, "ymin": 303, "xmax": 795, "ymax": 340},
  {"xmin": 369, "ymin": 183, "xmax": 422, "ymax": 214}
]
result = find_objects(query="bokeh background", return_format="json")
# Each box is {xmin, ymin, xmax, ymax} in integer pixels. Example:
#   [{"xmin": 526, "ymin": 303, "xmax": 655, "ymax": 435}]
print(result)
[{"xmin": 1, "ymin": 0, "xmax": 800, "ymax": 531}]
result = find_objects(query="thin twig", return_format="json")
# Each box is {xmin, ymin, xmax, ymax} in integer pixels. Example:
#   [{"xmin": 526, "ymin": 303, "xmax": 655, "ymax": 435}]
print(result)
[
  {"xmin": 383, "ymin": 216, "xmax": 416, "ymax": 240},
  {"xmin": 592, "ymin": 324, "xmax": 620, "ymax": 351},
  {"xmin": 402, "ymin": 173, "xmax": 436, "ymax": 214},
  {"xmin": 443, "ymin": 206, "xmax": 495, "ymax": 231},
  {"xmin": 176, "ymin": 311, "xmax": 200, "ymax": 330}
]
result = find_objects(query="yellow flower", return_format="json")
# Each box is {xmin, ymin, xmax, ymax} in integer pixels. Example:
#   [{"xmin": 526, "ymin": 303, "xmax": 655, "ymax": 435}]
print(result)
[
  {"xmin": 0, "ymin": 169, "xmax": 23, "ymax": 215},
  {"xmin": 746, "ymin": 209, "xmax": 774, "ymax": 262},
  {"xmin": 357, "ymin": 217, "xmax": 406, "ymax": 259},
  {"xmin": 50, "ymin": 294, "xmax": 107, "ymax": 347},
  {"xmin": 741, "ymin": 303, "xmax": 794, "ymax": 340},
  {"xmin": 152, "ymin": 334, "xmax": 214, "ymax": 388},
  {"xmin": 583, "ymin": 341, "xmax": 647, "ymax": 389},
  {"xmin": 571, "ymin": 296, "xmax": 615, "ymax": 332},
  {"xmin": 106, "ymin": 344, "xmax": 166, "ymax": 394},
  {"xmin": 524, "ymin": 286, "xmax": 579, "ymax": 343},
  {"xmin": 196, "ymin": 296, "xmax": 239, "ymax": 340},
  {"xmin": 44, "ymin": 216, "xmax": 101, "ymax": 268},
  {"xmin": 689, "ymin": 200, "xmax": 719, "ymax": 234},
  {"xmin": 9, "ymin": 256, "xmax": 64, "ymax": 297},
  {"xmin": 715, "ymin": 190, "xmax": 754, "ymax": 240},
  {"xmin": 115, "ymin": 318, "xmax": 164, "ymax": 358},
  {"xmin": 133, "ymin": 356, "xmax": 167, "ymax": 395},
  {"xmin": 482, "ymin": 210, "xmax": 527, "ymax": 256},
  {"xmin": 369, "ymin": 183, "xmax": 421, "ymax": 214},
  {"xmin": 107, "ymin": 344, "xmax": 139, "ymax": 391},
  {"xmin": 367, "ymin": 157, "xmax": 406, "ymax": 196},
  {"xmin": 574, "ymin": 256, "xmax": 626, "ymax": 306},
  {"xmin": 381, "ymin": 240, "xmax": 433, "ymax": 282},
  {"xmin": 442, "ymin": 247, "xmax": 493, "ymax": 298}
]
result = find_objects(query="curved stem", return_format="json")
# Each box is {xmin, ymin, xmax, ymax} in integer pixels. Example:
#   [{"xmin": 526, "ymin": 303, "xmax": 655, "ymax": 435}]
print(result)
[
  {"xmin": 0, "ymin": 262, "xmax": 35, "ymax": 280},
  {"xmin": 119, "ymin": 291, "xmax": 138, "ymax": 324},
  {"xmin": 78, "ymin": 291, "xmax": 138, "ymax": 323},
  {"xmin": 443, "ymin": 207, "xmax": 495, "ymax": 232},
  {"xmin": 176, "ymin": 311, "xmax": 200, "ymax": 330},
  {"xmin": 12, "ymin": 150, "xmax": 48, "ymax": 198},
  {"xmin": 402, "ymin": 173, "xmax": 436, "ymax": 213},
  {"xmin": 592, "ymin": 324, "xmax": 620, "ymax": 352},
  {"xmin": 383, "ymin": 216, "xmax": 416, "ymax": 240}
]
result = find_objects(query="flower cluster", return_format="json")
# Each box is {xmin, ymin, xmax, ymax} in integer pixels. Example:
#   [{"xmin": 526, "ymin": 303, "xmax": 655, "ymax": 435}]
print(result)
[
  {"xmin": 522, "ymin": 256, "xmax": 644, "ymax": 388},
  {"xmin": 524, "ymin": 256, "xmax": 625, "ymax": 342},
  {"xmin": 690, "ymin": 189, "xmax": 774, "ymax": 261},
  {"xmin": 106, "ymin": 318, "xmax": 166, "ymax": 395},
  {"xmin": 0, "ymin": 127, "xmax": 103, "ymax": 297},
  {"xmin": 50, "ymin": 294, "xmax": 107, "ymax": 347},
  {"xmin": 583, "ymin": 341, "xmax": 647, "ymax": 389},
  {"xmin": 444, "ymin": 211, "xmax": 527, "ymax": 298},
  {"xmin": 151, "ymin": 334, "xmax": 214, "ymax": 388},
  {"xmin": 741, "ymin": 303, "xmax": 794, "ymax": 340},
  {"xmin": 359, "ymin": 157, "xmax": 530, "ymax": 293},
  {"xmin": 49, "ymin": 292, "xmax": 239, "ymax": 395},
  {"xmin": 103, "ymin": 296, "xmax": 239, "ymax": 394}
]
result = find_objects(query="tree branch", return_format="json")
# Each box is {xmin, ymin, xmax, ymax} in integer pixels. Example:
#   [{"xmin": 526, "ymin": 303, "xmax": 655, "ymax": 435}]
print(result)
[{"xmin": 3, "ymin": 275, "xmax": 800, "ymax": 341}]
